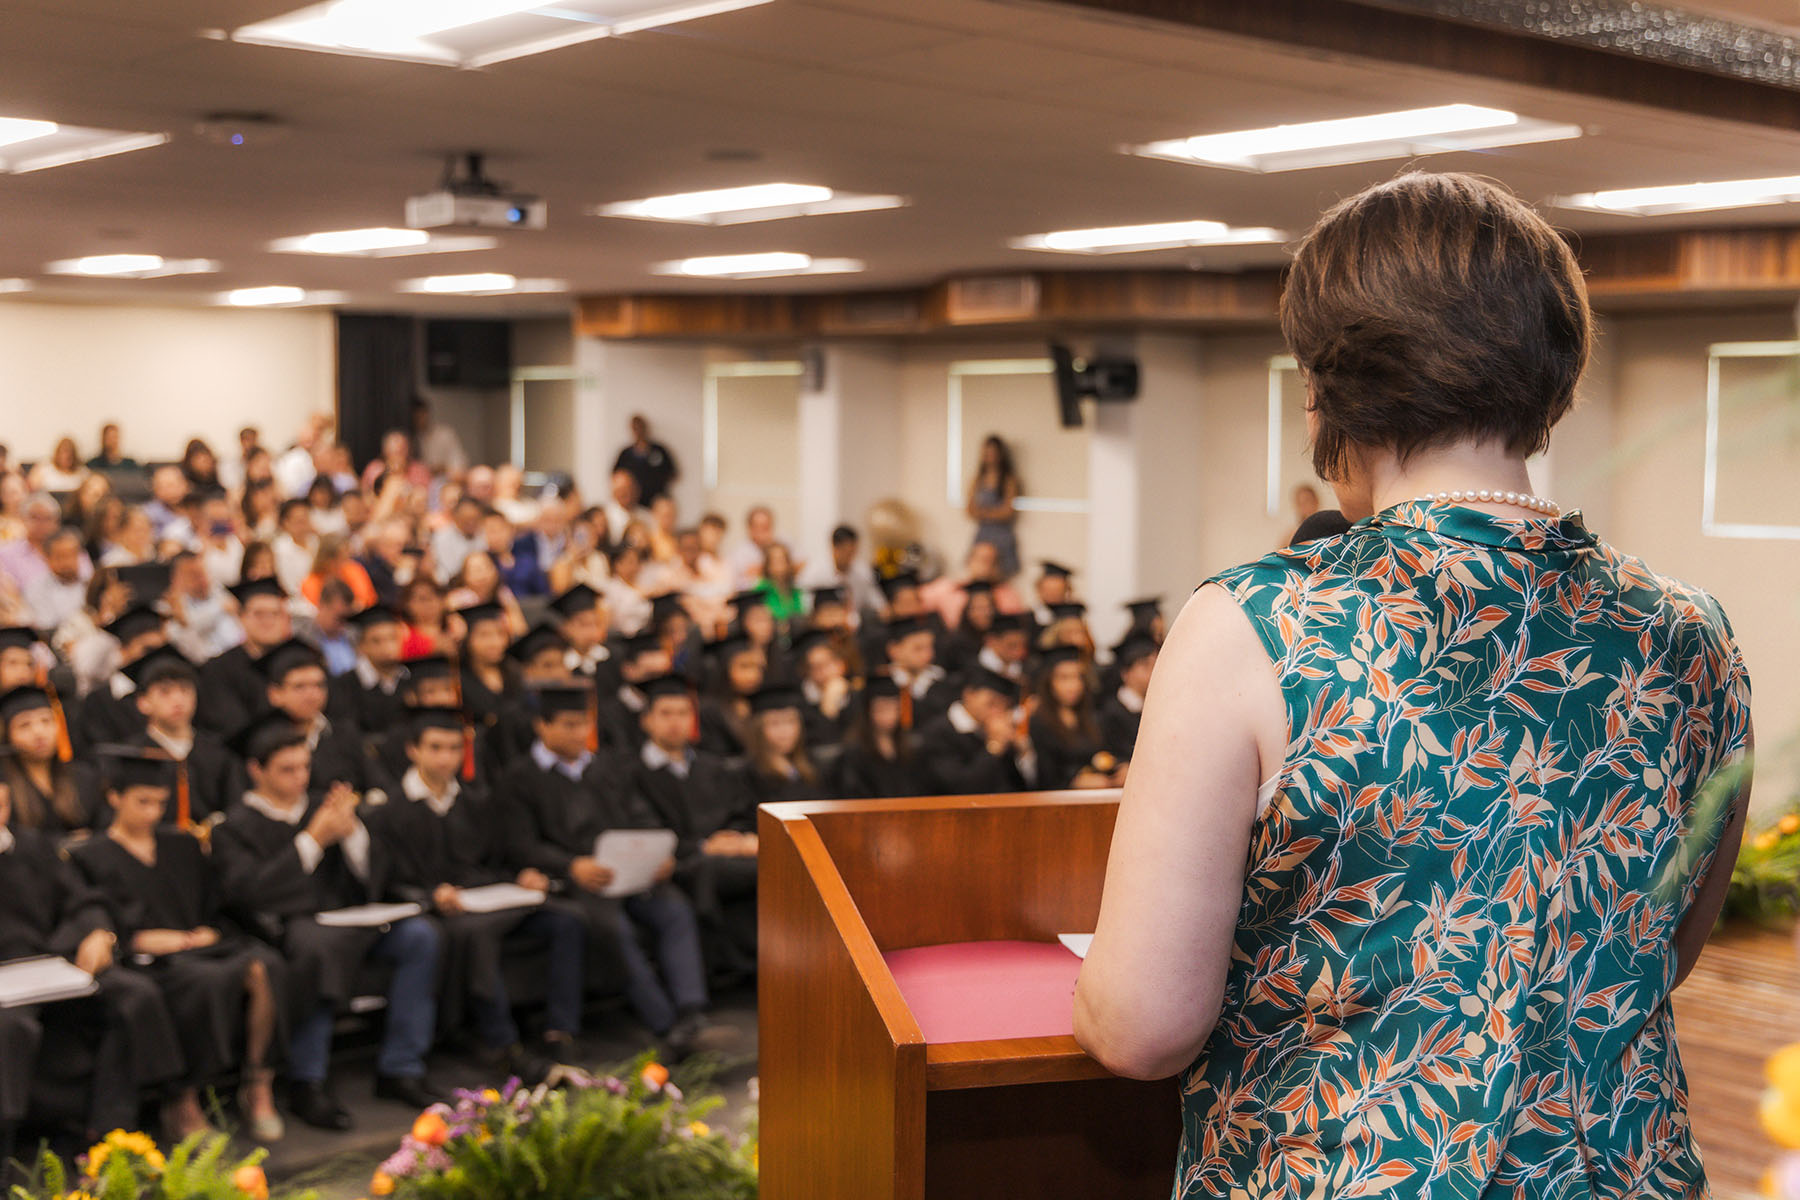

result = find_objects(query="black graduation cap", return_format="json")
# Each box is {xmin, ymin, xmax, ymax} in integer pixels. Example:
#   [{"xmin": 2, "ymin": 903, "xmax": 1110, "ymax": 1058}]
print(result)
[
  {"xmin": 529, "ymin": 681, "xmax": 595, "ymax": 719},
  {"xmin": 879, "ymin": 570, "xmax": 920, "ymax": 599},
  {"xmin": 618, "ymin": 630, "xmax": 664, "ymax": 664},
  {"xmin": 749, "ymin": 686, "xmax": 804, "ymax": 715},
  {"xmin": 791, "ymin": 628, "xmax": 836, "ymax": 658},
  {"xmin": 1113, "ymin": 634, "xmax": 1160, "ymax": 669},
  {"xmin": 865, "ymin": 671, "xmax": 901, "ymax": 700},
  {"xmin": 810, "ymin": 586, "xmax": 847, "ymax": 610},
  {"xmin": 704, "ymin": 632, "xmax": 755, "ymax": 663},
  {"xmin": 1040, "ymin": 645, "xmax": 1086, "ymax": 671},
  {"xmin": 546, "ymin": 583, "xmax": 601, "ymax": 621},
  {"xmin": 228, "ymin": 710, "xmax": 308, "ymax": 763},
  {"xmin": 963, "ymin": 666, "xmax": 1021, "ymax": 704},
  {"xmin": 104, "ymin": 605, "xmax": 166, "ymax": 645},
  {"xmin": 454, "ymin": 601, "xmax": 506, "ymax": 630},
  {"xmin": 400, "ymin": 654, "xmax": 456, "ymax": 683},
  {"xmin": 1039, "ymin": 560, "xmax": 1075, "ymax": 580},
  {"xmin": 883, "ymin": 615, "xmax": 932, "ymax": 642},
  {"xmin": 406, "ymin": 705, "xmax": 466, "ymax": 740},
  {"xmin": 963, "ymin": 580, "xmax": 995, "ymax": 598},
  {"xmin": 0, "ymin": 627, "xmax": 40, "ymax": 654},
  {"xmin": 0, "ymin": 684, "xmax": 53, "ymax": 724},
  {"xmin": 122, "ymin": 644, "xmax": 197, "ymax": 690},
  {"xmin": 988, "ymin": 612, "xmax": 1031, "ymax": 636},
  {"xmin": 1123, "ymin": 597, "xmax": 1162, "ymax": 622},
  {"xmin": 227, "ymin": 577, "xmax": 287, "ymax": 606},
  {"xmin": 727, "ymin": 589, "xmax": 766, "ymax": 613},
  {"xmin": 507, "ymin": 623, "xmax": 569, "ymax": 664},
  {"xmin": 349, "ymin": 604, "xmax": 404, "ymax": 631},
  {"xmin": 255, "ymin": 637, "xmax": 325, "ymax": 684},
  {"xmin": 115, "ymin": 562, "xmax": 171, "ymax": 604},
  {"xmin": 640, "ymin": 674, "xmax": 692, "ymax": 703},
  {"xmin": 1048, "ymin": 602, "xmax": 1088, "ymax": 622},
  {"xmin": 650, "ymin": 593, "xmax": 688, "ymax": 625},
  {"xmin": 95, "ymin": 743, "xmax": 175, "ymax": 793}
]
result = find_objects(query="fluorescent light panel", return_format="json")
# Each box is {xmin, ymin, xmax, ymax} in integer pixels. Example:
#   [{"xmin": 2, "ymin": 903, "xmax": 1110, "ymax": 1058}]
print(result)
[
  {"xmin": 233, "ymin": 0, "xmax": 774, "ymax": 68},
  {"xmin": 225, "ymin": 286, "xmax": 310, "ymax": 307},
  {"xmin": 1013, "ymin": 219, "xmax": 1287, "ymax": 254},
  {"xmin": 1132, "ymin": 104, "xmax": 1583, "ymax": 173},
  {"xmin": 43, "ymin": 255, "xmax": 218, "ymax": 279},
  {"xmin": 652, "ymin": 252, "xmax": 864, "ymax": 279},
  {"xmin": 1555, "ymin": 174, "xmax": 1800, "ymax": 216},
  {"xmin": 269, "ymin": 227, "xmax": 497, "ymax": 257},
  {"xmin": 596, "ymin": 182, "xmax": 907, "ymax": 225},
  {"xmin": 397, "ymin": 273, "xmax": 566, "ymax": 295},
  {"xmin": 0, "ymin": 118, "xmax": 167, "ymax": 175},
  {"xmin": 0, "ymin": 279, "xmax": 31, "ymax": 294}
]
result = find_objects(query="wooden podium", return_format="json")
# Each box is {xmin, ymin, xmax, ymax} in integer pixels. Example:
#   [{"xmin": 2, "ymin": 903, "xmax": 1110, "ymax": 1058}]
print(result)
[{"xmin": 758, "ymin": 791, "xmax": 1181, "ymax": 1199}]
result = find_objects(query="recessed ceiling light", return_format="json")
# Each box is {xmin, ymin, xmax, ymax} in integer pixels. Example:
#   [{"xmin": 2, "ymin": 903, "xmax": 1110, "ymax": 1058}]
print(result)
[
  {"xmin": 397, "ymin": 273, "xmax": 566, "ymax": 295},
  {"xmin": 224, "ymin": 285, "xmax": 313, "ymax": 307},
  {"xmin": 233, "ymin": 0, "xmax": 775, "ymax": 68},
  {"xmin": 0, "ymin": 118, "xmax": 167, "ymax": 174},
  {"xmin": 596, "ymin": 182, "xmax": 907, "ymax": 226},
  {"xmin": 44, "ymin": 255, "xmax": 218, "ymax": 279},
  {"xmin": 0, "ymin": 278, "xmax": 31, "ymax": 294},
  {"xmin": 1554, "ymin": 174, "xmax": 1800, "ymax": 216},
  {"xmin": 1131, "ymin": 104, "xmax": 1582, "ymax": 173},
  {"xmin": 652, "ymin": 252, "xmax": 865, "ymax": 279},
  {"xmin": 1012, "ymin": 219, "xmax": 1287, "ymax": 254},
  {"xmin": 268, "ymin": 227, "xmax": 497, "ymax": 257}
]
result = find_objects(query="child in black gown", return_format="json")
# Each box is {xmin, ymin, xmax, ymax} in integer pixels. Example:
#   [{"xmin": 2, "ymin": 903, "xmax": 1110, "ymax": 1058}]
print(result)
[
  {"xmin": 828, "ymin": 673, "xmax": 927, "ymax": 800},
  {"xmin": 740, "ymin": 687, "xmax": 827, "ymax": 806},
  {"xmin": 1027, "ymin": 647, "xmax": 1123, "ymax": 790}
]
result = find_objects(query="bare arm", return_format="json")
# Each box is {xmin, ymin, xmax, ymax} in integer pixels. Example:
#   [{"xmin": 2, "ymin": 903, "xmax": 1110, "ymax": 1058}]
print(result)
[
  {"xmin": 1073, "ymin": 585, "xmax": 1284, "ymax": 1079},
  {"xmin": 1673, "ymin": 722, "xmax": 1754, "ymax": 987}
]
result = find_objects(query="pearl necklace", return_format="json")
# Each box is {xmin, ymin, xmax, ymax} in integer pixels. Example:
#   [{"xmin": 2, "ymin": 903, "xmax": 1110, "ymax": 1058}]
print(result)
[{"xmin": 1414, "ymin": 488, "xmax": 1561, "ymax": 516}]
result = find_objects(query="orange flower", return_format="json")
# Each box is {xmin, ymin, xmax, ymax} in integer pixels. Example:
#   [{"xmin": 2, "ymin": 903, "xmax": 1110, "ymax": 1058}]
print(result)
[
  {"xmin": 370, "ymin": 1170, "xmax": 397, "ymax": 1197},
  {"xmin": 233, "ymin": 1165, "xmax": 269, "ymax": 1200},
  {"xmin": 641, "ymin": 1062, "xmax": 670, "ymax": 1091},
  {"xmin": 1781, "ymin": 814, "xmax": 1800, "ymax": 836},
  {"xmin": 411, "ymin": 1111, "xmax": 449, "ymax": 1147}
]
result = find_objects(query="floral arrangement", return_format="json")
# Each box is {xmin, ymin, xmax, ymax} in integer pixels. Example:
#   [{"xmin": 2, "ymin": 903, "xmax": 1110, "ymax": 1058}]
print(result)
[
  {"xmin": 365, "ymin": 1056, "xmax": 756, "ymax": 1200},
  {"xmin": 1761, "ymin": 1043, "xmax": 1800, "ymax": 1194},
  {"xmin": 1725, "ymin": 807, "xmax": 1800, "ymax": 927},
  {"xmin": 7, "ymin": 1129, "xmax": 305, "ymax": 1200}
]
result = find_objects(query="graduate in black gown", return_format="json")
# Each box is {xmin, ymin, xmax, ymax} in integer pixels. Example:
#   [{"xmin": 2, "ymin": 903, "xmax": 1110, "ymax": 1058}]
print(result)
[
  {"xmin": 211, "ymin": 713, "xmax": 442, "ymax": 1131},
  {"xmin": 791, "ymin": 630, "xmax": 854, "ymax": 753},
  {"xmin": 882, "ymin": 616, "xmax": 958, "ymax": 733},
  {"xmin": 197, "ymin": 578, "xmax": 292, "ymax": 737},
  {"xmin": 1, "ymin": 685, "xmax": 104, "ymax": 841},
  {"xmin": 629, "ymin": 676, "xmax": 759, "ymax": 978},
  {"xmin": 939, "ymin": 580, "xmax": 996, "ymax": 677},
  {"xmin": 914, "ymin": 667, "xmax": 1038, "ymax": 796},
  {"xmin": 455, "ymin": 602, "xmax": 522, "ymax": 769},
  {"xmin": 496, "ymin": 682, "xmax": 730, "ymax": 1058},
  {"xmin": 548, "ymin": 584, "xmax": 620, "ymax": 694},
  {"xmin": 596, "ymin": 631, "xmax": 668, "ymax": 754},
  {"xmin": 0, "ymin": 626, "xmax": 41, "ymax": 693},
  {"xmin": 1028, "ymin": 646, "xmax": 1123, "ymax": 790},
  {"xmin": 828, "ymin": 672, "xmax": 928, "ymax": 800},
  {"xmin": 696, "ymin": 633, "xmax": 764, "ymax": 760},
  {"xmin": 364, "ymin": 708, "xmax": 583, "ymax": 1082},
  {"xmin": 1098, "ymin": 597, "xmax": 1164, "ymax": 695},
  {"xmin": 1098, "ymin": 634, "xmax": 1160, "ymax": 766},
  {"xmin": 740, "ymin": 686, "xmax": 828, "ymax": 807},
  {"xmin": 374, "ymin": 655, "xmax": 463, "ymax": 783},
  {"xmin": 490, "ymin": 623, "xmax": 573, "ymax": 767},
  {"xmin": 0, "ymin": 770, "xmax": 184, "ymax": 1155},
  {"xmin": 256, "ymin": 639, "xmax": 394, "ymax": 804},
  {"xmin": 72, "ymin": 605, "xmax": 167, "ymax": 753},
  {"xmin": 325, "ymin": 605, "xmax": 409, "ymax": 748},
  {"xmin": 71, "ymin": 747, "xmax": 287, "ymax": 1143},
  {"xmin": 124, "ymin": 646, "xmax": 238, "ymax": 829}
]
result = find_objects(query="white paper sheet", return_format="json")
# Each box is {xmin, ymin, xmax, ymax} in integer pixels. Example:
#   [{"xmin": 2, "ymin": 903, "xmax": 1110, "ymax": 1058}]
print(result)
[
  {"xmin": 0, "ymin": 955, "xmax": 98, "ymax": 1008},
  {"xmin": 315, "ymin": 902, "xmax": 425, "ymax": 928},
  {"xmin": 456, "ymin": 883, "xmax": 548, "ymax": 914},
  {"xmin": 1058, "ymin": 933, "xmax": 1094, "ymax": 960},
  {"xmin": 594, "ymin": 829, "xmax": 679, "ymax": 898}
]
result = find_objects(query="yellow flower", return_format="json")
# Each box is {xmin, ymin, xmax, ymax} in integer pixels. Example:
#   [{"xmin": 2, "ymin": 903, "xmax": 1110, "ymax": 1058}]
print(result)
[
  {"xmin": 686, "ymin": 1121, "xmax": 710, "ymax": 1138},
  {"xmin": 1762, "ymin": 1086, "xmax": 1800, "ymax": 1149},
  {"xmin": 370, "ymin": 1170, "xmax": 396, "ymax": 1196},
  {"xmin": 1781, "ymin": 814, "xmax": 1800, "ymax": 836},
  {"xmin": 1755, "ymin": 830, "xmax": 1782, "ymax": 853},
  {"xmin": 1770, "ymin": 1044, "xmax": 1800, "ymax": 1097},
  {"xmin": 480, "ymin": 1089, "xmax": 500, "ymax": 1104}
]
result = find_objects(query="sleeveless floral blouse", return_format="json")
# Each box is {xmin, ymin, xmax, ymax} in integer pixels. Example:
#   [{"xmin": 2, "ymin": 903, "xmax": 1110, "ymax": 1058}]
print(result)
[{"xmin": 1183, "ymin": 501, "xmax": 1752, "ymax": 1199}]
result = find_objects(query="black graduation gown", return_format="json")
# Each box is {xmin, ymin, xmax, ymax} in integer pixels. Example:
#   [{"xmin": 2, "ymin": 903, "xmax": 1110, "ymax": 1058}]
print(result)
[
  {"xmin": 1029, "ymin": 710, "xmax": 1108, "ymax": 790},
  {"xmin": 3, "ymin": 760, "xmax": 106, "ymax": 840},
  {"xmin": 938, "ymin": 628, "xmax": 985, "ymax": 677},
  {"xmin": 800, "ymin": 695, "xmax": 853, "ymax": 751},
  {"xmin": 197, "ymin": 644, "xmax": 270, "ymax": 736},
  {"xmin": 72, "ymin": 680, "xmax": 145, "ymax": 754},
  {"xmin": 70, "ymin": 832, "xmax": 287, "ymax": 1083},
  {"xmin": 697, "ymin": 696, "xmax": 750, "ymax": 759},
  {"xmin": 1098, "ymin": 693, "xmax": 1143, "ymax": 763},
  {"xmin": 461, "ymin": 666, "xmax": 524, "ymax": 769},
  {"xmin": 211, "ymin": 798, "xmax": 392, "ymax": 1013},
  {"xmin": 596, "ymin": 687, "xmax": 649, "ymax": 754},
  {"xmin": 914, "ymin": 715, "xmax": 1028, "ymax": 796},
  {"xmin": 128, "ymin": 730, "xmax": 238, "ymax": 826},
  {"xmin": 631, "ymin": 752, "xmax": 758, "ymax": 970},
  {"xmin": 327, "ymin": 669, "xmax": 407, "ymax": 736},
  {"xmin": 743, "ymin": 764, "xmax": 827, "ymax": 808},
  {"xmin": 0, "ymin": 828, "xmax": 183, "ymax": 1124},
  {"xmin": 826, "ymin": 742, "xmax": 929, "ymax": 800}
]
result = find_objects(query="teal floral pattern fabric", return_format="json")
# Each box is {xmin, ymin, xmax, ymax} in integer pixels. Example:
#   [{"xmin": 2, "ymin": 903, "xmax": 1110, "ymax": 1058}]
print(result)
[{"xmin": 1181, "ymin": 502, "xmax": 1752, "ymax": 1199}]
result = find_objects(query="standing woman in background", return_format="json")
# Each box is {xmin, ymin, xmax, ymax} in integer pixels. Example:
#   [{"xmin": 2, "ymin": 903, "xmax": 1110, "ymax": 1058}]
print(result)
[
  {"xmin": 965, "ymin": 434, "xmax": 1021, "ymax": 579},
  {"xmin": 1074, "ymin": 172, "xmax": 1754, "ymax": 1197}
]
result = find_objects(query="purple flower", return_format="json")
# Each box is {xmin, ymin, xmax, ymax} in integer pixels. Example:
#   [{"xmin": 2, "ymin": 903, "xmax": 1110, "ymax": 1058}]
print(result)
[{"xmin": 380, "ymin": 1146, "xmax": 420, "ymax": 1178}]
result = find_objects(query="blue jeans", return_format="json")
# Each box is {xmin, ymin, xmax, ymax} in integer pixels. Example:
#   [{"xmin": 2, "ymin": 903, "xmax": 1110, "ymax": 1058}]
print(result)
[
  {"xmin": 617, "ymin": 886, "xmax": 708, "ymax": 1035},
  {"xmin": 289, "ymin": 917, "xmax": 441, "ymax": 1083},
  {"xmin": 471, "ymin": 906, "xmax": 586, "ymax": 1048}
]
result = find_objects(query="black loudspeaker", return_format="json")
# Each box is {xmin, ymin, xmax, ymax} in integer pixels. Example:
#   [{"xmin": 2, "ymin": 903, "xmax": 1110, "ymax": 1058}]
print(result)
[
  {"xmin": 1050, "ymin": 342, "xmax": 1140, "ymax": 428},
  {"xmin": 425, "ymin": 319, "xmax": 511, "ymax": 389}
]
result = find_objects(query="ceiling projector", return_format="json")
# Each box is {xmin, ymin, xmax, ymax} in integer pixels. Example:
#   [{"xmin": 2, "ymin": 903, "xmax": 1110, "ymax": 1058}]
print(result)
[{"xmin": 407, "ymin": 151, "xmax": 545, "ymax": 231}]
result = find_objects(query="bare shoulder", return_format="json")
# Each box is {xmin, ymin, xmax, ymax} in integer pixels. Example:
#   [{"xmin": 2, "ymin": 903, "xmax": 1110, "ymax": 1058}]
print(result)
[{"xmin": 1153, "ymin": 584, "xmax": 1289, "ymax": 782}]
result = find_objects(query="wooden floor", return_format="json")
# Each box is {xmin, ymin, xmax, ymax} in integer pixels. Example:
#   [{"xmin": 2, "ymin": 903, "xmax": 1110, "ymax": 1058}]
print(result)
[{"xmin": 1676, "ymin": 924, "xmax": 1800, "ymax": 1200}]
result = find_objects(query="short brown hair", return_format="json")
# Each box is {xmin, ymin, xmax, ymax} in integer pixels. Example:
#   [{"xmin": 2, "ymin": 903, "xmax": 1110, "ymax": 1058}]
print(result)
[{"xmin": 1281, "ymin": 172, "xmax": 1592, "ymax": 481}]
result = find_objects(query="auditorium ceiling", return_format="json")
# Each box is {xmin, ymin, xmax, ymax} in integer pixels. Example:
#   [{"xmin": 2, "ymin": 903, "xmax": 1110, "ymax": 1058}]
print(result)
[{"xmin": 4, "ymin": 0, "xmax": 1800, "ymax": 310}]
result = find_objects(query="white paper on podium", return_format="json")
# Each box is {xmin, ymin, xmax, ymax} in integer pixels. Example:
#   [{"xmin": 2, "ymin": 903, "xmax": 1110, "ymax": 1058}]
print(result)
[
  {"xmin": 1058, "ymin": 933, "xmax": 1094, "ymax": 960},
  {"xmin": 594, "ymin": 829, "xmax": 679, "ymax": 898},
  {"xmin": 0, "ymin": 956, "xmax": 98, "ymax": 1008},
  {"xmin": 457, "ymin": 883, "xmax": 548, "ymax": 914},
  {"xmin": 316, "ymin": 902, "xmax": 424, "ymax": 928}
]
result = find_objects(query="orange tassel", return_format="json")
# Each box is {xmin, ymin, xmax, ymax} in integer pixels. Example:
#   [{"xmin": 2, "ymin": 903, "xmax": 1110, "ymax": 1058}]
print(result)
[
  {"xmin": 899, "ymin": 687, "xmax": 914, "ymax": 732},
  {"xmin": 176, "ymin": 761, "xmax": 192, "ymax": 832},
  {"xmin": 462, "ymin": 716, "xmax": 478, "ymax": 781},
  {"xmin": 37, "ymin": 668, "xmax": 72, "ymax": 763},
  {"xmin": 585, "ymin": 697, "xmax": 600, "ymax": 754}
]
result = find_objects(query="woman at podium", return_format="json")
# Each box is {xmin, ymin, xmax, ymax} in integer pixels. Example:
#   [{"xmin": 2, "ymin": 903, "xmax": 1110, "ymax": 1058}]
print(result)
[{"xmin": 1074, "ymin": 172, "xmax": 1754, "ymax": 1197}]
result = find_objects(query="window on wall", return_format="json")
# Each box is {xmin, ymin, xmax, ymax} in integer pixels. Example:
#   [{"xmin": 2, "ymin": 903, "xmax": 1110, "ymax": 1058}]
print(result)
[
  {"xmin": 1267, "ymin": 356, "xmax": 1328, "ymax": 518},
  {"xmin": 1705, "ymin": 341, "xmax": 1800, "ymax": 539},
  {"xmin": 704, "ymin": 361, "xmax": 802, "ymax": 537}
]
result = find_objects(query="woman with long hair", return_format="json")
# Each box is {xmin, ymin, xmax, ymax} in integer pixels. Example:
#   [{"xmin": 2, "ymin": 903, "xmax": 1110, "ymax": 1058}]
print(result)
[
  {"xmin": 1074, "ymin": 172, "xmax": 1754, "ymax": 1195},
  {"xmin": 697, "ymin": 634, "xmax": 765, "ymax": 759},
  {"xmin": 447, "ymin": 551, "xmax": 527, "ymax": 636},
  {"xmin": 1027, "ymin": 646, "xmax": 1118, "ymax": 790},
  {"xmin": 753, "ymin": 542, "xmax": 806, "ymax": 625},
  {"xmin": 240, "ymin": 480, "xmax": 279, "ymax": 543},
  {"xmin": 0, "ymin": 684, "xmax": 102, "ymax": 839},
  {"xmin": 299, "ymin": 533, "xmax": 377, "ymax": 610},
  {"xmin": 28, "ymin": 436, "xmax": 89, "ymax": 493},
  {"xmin": 67, "ymin": 471, "xmax": 114, "ymax": 532},
  {"xmin": 965, "ymin": 433, "xmax": 1021, "ymax": 578},
  {"xmin": 238, "ymin": 540, "xmax": 277, "ymax": 584},
  {"xmin": 740, "ymin": 687, "xmax": 824, "ymax": 806},
  {"xmin": 179, "ymin": 439, "xmax": 220, "ymax": 492},
  {"xmin": 827, "ymin": 672, "xmax": 926, "ymax": 800},
  {"xmin": 398, "ymin": 573, "xmax": 454, "ymax": 659}
]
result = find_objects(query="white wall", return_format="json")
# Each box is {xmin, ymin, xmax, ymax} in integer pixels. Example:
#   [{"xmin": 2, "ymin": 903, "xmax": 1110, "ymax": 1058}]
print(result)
[{"xmin": 0, "ymin": 300, "xmax": 333, "ymax": 463}]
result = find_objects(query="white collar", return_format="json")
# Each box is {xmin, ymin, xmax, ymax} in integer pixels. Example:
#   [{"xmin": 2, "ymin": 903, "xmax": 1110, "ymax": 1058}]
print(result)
[
  {"xmin": 109, "ymin": 672, "xmax": 136, "ymax": 699},
  {"xmin": 566, "ymin": 644, "xmax": 610, "ymax": 672},
  {"xmin": 618, "ymin": 684, "xmax": 645, "ymax": 712},
  {"xmin": 640, "ymin": 740, "xmax": 692, "ymax": 779},
  {"xmin": 893, "ymin": 663, "xmax": 942, "ymax": 695},
  {"xmin": 145, "ymin": 725, "xmax": 193, "ymax": 760},
  {"xmin": 947, "ymin": 701, "xmax": 980, "ymax": 735},
  {"xmin": 978, "ymin": 646, "xmax": 1021, "ymax": 679},
  {"xmin": 530, "ymin": 739, "xmax": 590, "ymax": 779},
  {"xmin": 243, "ymin": 790, "xmax": 308, "ymax": 826},
  {"xmin": 1116, "ymin": 685, "xmax": 1144, "ymax": 715},
  {"xmin": 802, "ymin": 678, "xmax": 822, "ymax": 705},
  {"xmin": 401, "ymin": 767, "xmax": 459, "ymax": 818},
  {"xmin": 301, "ymin": 712, "xmax": 331, "ymax": 749},
  {"xmin": 355, "ymin": 657, "xmax": 404, "ymax": 693}
]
